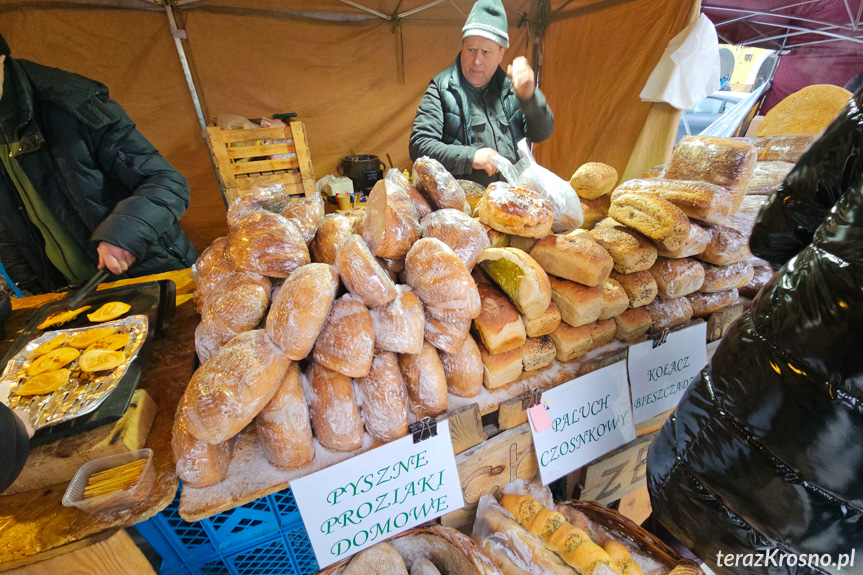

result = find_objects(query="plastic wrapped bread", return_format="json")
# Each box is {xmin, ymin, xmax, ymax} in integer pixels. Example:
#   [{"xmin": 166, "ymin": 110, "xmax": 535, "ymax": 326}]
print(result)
[
  {"xmin": 700, "ymin": 260, "xmax": 754, "ymax": 293},
  {"xmin": 172, "ymin": 396, "xmax": 237, "ymax": 488},
  {"xmin": 739, "ymin": 263, "xmax": 773, "ymax": 298},
  {"xmin": 363, "ymin": 177, "xmax": 421, "ymax": 259},
  {"xmin": 404, "ymin": 238, "xmax": 481, "ymax": 321},
  {"xmin": 645, "ymin": 296, "xmax": 693, "ymax": 330},
  {"xmin": 412, "ymin": 156, "xmax": 467, "ymax": 211},
  {"xmin": 655, "ymin": 220, "xmax": 711, "ymax": 259},
  {"xmin": 224, "ymin": 211, "xmax": 310, "ymax": 278},
  {"xmin": 181, "ymin": 330, "xmax": 289, "ymax": 444},
  {"xmin": 386, "ymin": 168, "xmax": 432, "ymax": 219},
  {"xmin": 746, "ymin": 161, "xmax": 794, "ymax": 195},
  {"xmin": 439, "ymin": 334, "xmax": 483, "ymax": 398},
  {"xmin": 342, "ymin": 206, "xmax": 367, "ymax": 235},
  {"xmin": 647, "ymin": 258, "xmax": 705, "ymax": 298},
  {"xmin": 714, "ymin": 195, "xmax": 767, "ymax": 239},
  {"xmin": 420, "ymin": 209, "xmax": 490, "ymax": 271},
  {"xmin": 306, "ymin": 362, "xmax": 364, "ymax": 452},
  {"xmin": 354, "ymin": 352, "xmax": 409, "ymax": 443},
  {"xmin": 200, "ymin": 272, "xmax": 271, "ymax": 346},
  {"xmin": 225, "ymin": 185, "xmax": 295, "ymax": 230},
  {"xmin": 255, "ymin": 362, "xmax": 315, "ymax": 470},
  {"xmin": 369, "ymin": 285, "xmax": 424, "ymax": 355},
  {"xmin": 311, "ymin": 214, "xmax": 353, "ymax": 265},
  {"xmin": 608, "ymin": 192, "xmax": 690, "ymax": 252},
  {"xmin": 665, "ymin": 136, "xmax": 757, "ymax": 213},
  {"xmin": 194, "ymin": 320, "xmax": 222, "ymax": 364},
  {"xmin": 266, "ymin": 263, "xmax": 339, "ymax": 360},
  {"xmin": 398, "ymin": 341, "xmax": 448, "ymax": 417},
  {"xmin": 642, "ymin": 163, "xmax": 667, "ymax": 178},
  {"xmin": 753, "ymin": 134, "xmax": 815, "ymax": 162},
  {"xmin": 611, "ymin": 178, "xmax": 733, "ymax": 224},
  {"xmin": 313, "ymin": 294, "xmax": 375, "ymax": 378},
  {"xmin": 378, "ymin": 257, "xmax": 405, "ymax": 283},
  {"xmin": 193, "ymin": 237, "xmax": 234, "ymax": 313},
  {"xmin": 698, "ymin": 224, "xmax": 752, "ymax": 265},
  {"xmin": 280, "ymin": 193, "xmax": 324, "ymax": 243},
  {"xmin": 336, "ymin": 234, "xmax": 398, "ymax": 308},
  {"xmin": 686, "ymin": 289, "xmax": 739, "ymax": 318},
  {"xmin": 477, "ymin": 182, "xmax": 555, "ymax": 238},
  {"xmin": 423, "ymin": 311, "xmax": 471, "ymax": 354}
]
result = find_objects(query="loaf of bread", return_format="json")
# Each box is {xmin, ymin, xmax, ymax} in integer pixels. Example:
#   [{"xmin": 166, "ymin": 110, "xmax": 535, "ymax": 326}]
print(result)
[
  {"xmin": 687, "ymin": 289, "xmax": 739, "ymax": 318},
  {"xmin": 746, "ymin": 161, "xmax": 794, "ymax": 195},
  {"xmin": 700, "ymin": 260, "xmax": 754, "ymax": 293},
  {"xmin": 280, "ymin": 193, "xmax": 324, "ymax": 243},
  {"xmin": 604, "ymin": 541, "xmax": 645, "ymax": 575},
  {"xmin": 266, "ymin": 263, "xmax": 339, "ymax": 360},
  {"xmin": 645, "ymin": 296, "xmax": 693, "ymax": 330},
  {"xmin": 194, "ymin": 320, "xmax": 223, "ymax": 364},
  {"xmin": 458, "ymin": 180, "xmax": 487, "ymax": 212},
  {"xmin": 423, "ymin": 311, "xmax": 471, "ymax": 354},
  {"xmin": 579, "ymin": 195, "xmax": 612, "ymax": 230},
  {"xmin": 225, "ymin": 211, "xmax": 310, "ymax": 278},
  {"xmin": 522, "ymin": 301, "xmax": 561, "ymax": 337},
  {"xmin": 521, "ymin": 336, "xmax": 556, "ymax": 371},
  {"xmin": 386, "ymin": 168, "xmax": 432, "ymax": 219},
  {"xmin": 569, "ymin": 162, "xmax": 618, "ymax": 200},
  {"xmin": 477, "ymin": 248, "xmax": 552, "ymax": 320},
  {"xmin": 404, "ymin": 237, "xmax": 481, "ymax": 321},
  {"xmin": 757, "ymin": 84, "xmax": 851, "ymax": 137},
  {"xmin": 255, "ymin": 362, "xmax": 315, "ymax": 470},
  {"xmin": 611, "ymin": 178, "xmax": 732, "ymax": 224},
  {"xmin": 473, "ymin": 283, "xmax": 527, "ymax": 354},
  {"xmin": 609, "ymin": 270, "xmax": 658, "ymax": 308},
  {"xmin": 754, "ymin": 134, "xmax": 814, "ymax": 162},
  {"xmin": 643, "ymin": 163, "xmax": 668, "ymax": 178},
  {"xmin": 172, "ymin": 396, "xmax": 236, "ymax": 487},
  {"xmin": 613, "ymin": 308, "xmax": 652, "ymax": 342},
  {"xmin": 739, "ymin": 263, "xmax": 774, "ymax": 298},
  {"xmin": 608, "ymin": 192, "xmax": 690, "ymax": 252},
  {"xmin": 412, "ymin": 156, "xmax": 466, "ymax": 211},
  {"xmin": 398, "ymin": 341, "xmax": 448, "ymax": 416},
  {"xmin": 599, "ymin": 278, "xmax": 629, "ymax": 320},
  {"xmin": 193, "ymin": 237, "xmax": 233, "ymax": 313},
  {"xmin": 478, "ymin": 341, "xmax": 523, "ymax": 389},
  {"xmin": 698, "ymin": 224, "xmax": 752, "ymax": 265},
  {"xmin": 343, "ymin": 206, "xmax": 367, "ymax": 234},
  {"xmin": 420, "ymin": 209, "xmax": 490, "ymax": 270},
  {"xmin": 548, "ymin": 275, "xmax": 604, "ymax": 327},
  {"xmin": 529, "ymin": 231, "xmax": 613, "ymax": 287},
  {"xmin": 509, "ymin": 235, "xmax": 538, "ymax": 253},
  {"xmin": 313, "ymin": 294, "xmax": 375, "ymax": 378},
  {"xmin": 342, "ymin": 542, "xmax": 407, "ymax": 575},
  {"xmin": 655, "ymin": 220, "xmax": 711, "ymax": 258},
  {"xmin": 311, "ymin": 214, "xmax": 352, "ymax": 265},
  {"xmin": 477, "ymin": 182, "xmax": 555, "ymax": 238},
  {"xmin": 369, "ymin": 285, "xmax": 424, "ymax": 355},
  {"xmin": 363, "ymin": 178, "xmax": 421, "ymax": 260},
  {"xmin": 484, "ymin": 224, "xmax": 511, "ymax": 248},
  {"xmin": 336, "ymin": 234, "xmax": 398, "ymax": 308},
  {"xmin": 666, "ymin": 136, "xmax": 757, "ymax": 213},
  {"xmin": 182, "ymin": 330, "xmax": 289, "ymax": 444},
  {"xmin": 200, "ymin": 272, "xmax": 271, "ymax": 353},
  {"xmin": 648, "ymin": 257, "xmax": 705, "ymax": 298},
  {"xmin": 439, "ymin": 336, "xmax": 484, "ymax": 398},
  {"xmin": 306, "ymin": 366, "xmax": 363, "ymax": 453},
  {"xmin": 379, "ymin": 257, "xmax": 405, "ymax": 282},
  {"xmin": 410, "ymin": 558, "xmax": 441, "ymax": 575},
  {"xmin": 549, "ymin": 322, "xmax": 592, "ymax": 362},
  {"xmin": 589, "ymin": 218, "xmax": 657, "ymax": 274},
  {"xmin": 355, "ymin": 352, "xmax": 409, "ymax": 443}
]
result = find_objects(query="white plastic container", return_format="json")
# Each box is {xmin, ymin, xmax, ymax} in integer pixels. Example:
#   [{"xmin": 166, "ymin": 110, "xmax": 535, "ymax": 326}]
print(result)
[
  {"xmin": 62, "ymin": 448, "xmax": 155, "ymax": 515},
  {"xmin": 316, "ymin": 175, "xmax": 354, "ymax": 199}
]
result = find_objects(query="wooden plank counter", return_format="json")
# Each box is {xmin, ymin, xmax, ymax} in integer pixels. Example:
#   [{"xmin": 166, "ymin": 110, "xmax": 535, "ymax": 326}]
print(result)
[{"xmin": 0, "ymin": 270, "xmax": 196, "ymax": 570}]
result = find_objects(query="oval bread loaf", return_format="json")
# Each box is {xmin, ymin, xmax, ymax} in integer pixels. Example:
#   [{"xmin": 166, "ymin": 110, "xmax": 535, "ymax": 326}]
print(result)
[{"xmin": 608, "ymin": 192, "xmax": 690, "ymax": 252}]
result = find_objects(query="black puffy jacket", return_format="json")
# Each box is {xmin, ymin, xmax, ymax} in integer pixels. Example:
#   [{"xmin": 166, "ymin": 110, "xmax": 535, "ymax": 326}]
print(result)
[{"xmin": 647, "ymin": 90, "xmax": 863, "ymax": 574}]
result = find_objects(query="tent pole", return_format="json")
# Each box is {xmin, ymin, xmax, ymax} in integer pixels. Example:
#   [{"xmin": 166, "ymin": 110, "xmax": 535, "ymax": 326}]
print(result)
[{"xmin": 165, "ymin": 4, "xmax": 207, "ymax": 132}]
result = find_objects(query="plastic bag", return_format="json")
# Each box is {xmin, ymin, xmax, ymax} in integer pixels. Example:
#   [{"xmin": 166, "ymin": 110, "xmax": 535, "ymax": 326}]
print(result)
[{"xmin": 226, "ymin": 184, "xmax": 295, "ymax": 230}]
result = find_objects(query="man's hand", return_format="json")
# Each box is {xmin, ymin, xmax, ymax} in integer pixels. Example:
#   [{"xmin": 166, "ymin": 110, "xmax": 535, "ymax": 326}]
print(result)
[
  {"xmin": 97, "ymin": 242, "xmax": 136, "ymax": 275},
  {"xmin": 506, "ymin": 56, "xmax": 536, "ymax": 100},
  {"xmin": 13, "ymin": 409, "xmax": 35, "ymax": 438},
  {"xmin": 473, "ymin": 148, "xmax": 500, "ymax": 176}
]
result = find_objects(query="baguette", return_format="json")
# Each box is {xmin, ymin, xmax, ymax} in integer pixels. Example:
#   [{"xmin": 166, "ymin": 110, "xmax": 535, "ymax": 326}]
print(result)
[
  {"xmin": 604, "ymin": 541, "xmax": 645, "ymax": 575},
  {"xmin": 608, "ymin": 192, "xmax": 690, "ymax": 252},
  {"xmin": 529, "ymin": 231, "xmax": 613, "ymax": 287}
]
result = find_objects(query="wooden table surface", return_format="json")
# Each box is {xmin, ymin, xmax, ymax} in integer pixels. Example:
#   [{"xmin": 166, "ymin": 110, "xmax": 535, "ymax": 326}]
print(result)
[{"xmin": 0, "ymin": 270, "xmax": 197, "ymax": 570}]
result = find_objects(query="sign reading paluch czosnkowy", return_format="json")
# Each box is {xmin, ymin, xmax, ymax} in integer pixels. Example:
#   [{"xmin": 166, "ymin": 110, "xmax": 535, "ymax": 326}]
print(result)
[{"xmin": 290, "ymin": 420, "xmax": 465, "ymax": 568}]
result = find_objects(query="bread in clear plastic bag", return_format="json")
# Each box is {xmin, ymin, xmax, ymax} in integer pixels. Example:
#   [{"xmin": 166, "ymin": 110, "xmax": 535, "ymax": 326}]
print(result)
[
  {"xmin": 611, "ymin": 178, "xmax": 732, "ymax": 224},
  {"xmin": 589, "ymin": 218, "xmax": 657, "ymax": 274},
  {"xmin": 336, "ymin": 234, "xmax": 398, "ymax": 308},
  {"xmin": 386, "ymin": 168, "xmax": 432, "ymax": 219},
  {"xmin": 686, "ymin": 289, "xmax": 739, "ymax": 318},
  {"xmin": 193, "ymin": 237, "xmax": 234, "ymax": 313},
  {"xmin": 280, "ymin": 193, "xmax": 325, "ymax": 243},
  {"xmin": 642, "ymin": 164, "xmax": 668, "ymax": 178},
  {"xmin": 404, "ymin": 237, "xmax": 481, "ymax": 322},
  {"xmin": 645, "ymin": 295, "xmax": 693, "ymax": 330},
  {"xmin": 398, "ymin": 341, "xmax": 448, "ymax": 418},
  {"xmin": 305, "ymin": 362, "xmax": 364, "ymax": 452},
  {"xmin": 181, "ymin": 330, "xmax": 290, "ymax": 445},
  {"xmin": 608, "ymin": 192, "xmax": 690, "ymax": 252},
  {"xmin": 739, "ymin": 263, "xmax": 773, "ymax": 298},
  {"xmin": 354, "ymin": 351, "xmax": 409, "ymax": 443},
  {"xmin": 698, "ymin": 224, "xmax": 751, "ymax": 265},
  {"xmin": 420, "ymin": 209, "xmax": 490, "ymax": 271},
  {"xmin": 477, "ymin": 182, "xmax": 555, "ymax": 238},
  {"xmin": 746, "ymin": 161, "xmax": 794, "ymax": 195},
  {"xmin": 439, "ymin": 335, "xmax": 483, "ymax": 398},
  {"xmin": 753, "ymin": 134, "xmax": 815, "ymax": 162},
  {"xmin": 226, "ymin": 185, "xmax": 295, "ymax": 230},
  {"xmin": 647, "ymin": 257, "xmax": 705, "ymax": 298},
  {"xmin": 194, "ymin": 320, "xmax": 222, "ymax": 364},
  {"xmin": 200, "ymin": 271, "xmax": 272, "ymax": 344},
  {"xmin": 255, "ymin": 362, "xmax": 315, "ymax": 470},
  {"xmin": 569, "ymin": 162, "xmax": 618, "ymax": 200},
  {"xmin": 423, "ymin": 310, "xmax": 471, "ymax": 354},
  {"xmin": 172, "ymin": 395, "xmax": 238, "ymax": 488},
  {"xmin": 342, "ymin": 206, "xmax": 368, "ymax": 235},
  {"xmin": 313, "ymin": 294, "xmax": 375, "ymax": 378},
  {"xmin": 225, "ymin": 211, "xmax": 310, "ymax": 278},
  {"xmin": 266, "ymin": 263, "xmax": 339, "ymax": 360},
  {"xmin": 311, "ymin": 213, "xmax": 353, "ymax": 265},
  {"xmin": 378, "ymin": 257, "xmax": 405, "ymax": 283},
  {"xmin": 654, "ymin": 220, "xmax": 712, "ymax": 259},
  {"xmin": 529, "ymin": 230, "xmax": 614, "ymax": 287},
  {"xmin": 714, "ymin": 194, "xmax": 767, "ymax": 239},
  {"xmin": 369, "ymin": 285, "xmax": 424, "ymax": 355},
  {"xmin": 700, "ymin": 260, "xmax": 754, "ymax": 293},
  {"xmin": 363, "ymin": 177, "xmax": 422, "ymax": 259},
  {"xmin": 412, "ymin": 156, "xmax": 467, "ymax": 211}
]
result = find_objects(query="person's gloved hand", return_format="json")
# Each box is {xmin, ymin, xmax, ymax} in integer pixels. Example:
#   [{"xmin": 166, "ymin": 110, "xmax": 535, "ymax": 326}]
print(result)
[
  {"xmin": 97, "ymin": 242, "xmax": 136, "ymax": 275},
  {"xmin": 13, "ymin": 409, "xmax": 34, "ymax": 438},
  {"xmin": 473, "ymin": 147, "xmax": 500, "ymax": 176},
  {"xmin": 507, "ymin": 56, "xmax": 536, "ymax": 100}
]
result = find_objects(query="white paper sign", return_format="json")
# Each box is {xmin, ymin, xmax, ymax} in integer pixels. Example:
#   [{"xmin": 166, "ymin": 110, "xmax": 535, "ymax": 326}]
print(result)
[
  {"xmin": 627, "ymin": 322, "xmax": 707, "ymax": 423},
  {"xmin": 290, "ymin": 420, "xmax": 465, "ymax": 568},
  {"xmin": 528, "ymin": 362, "xmax": 636, "ymax": 485}
]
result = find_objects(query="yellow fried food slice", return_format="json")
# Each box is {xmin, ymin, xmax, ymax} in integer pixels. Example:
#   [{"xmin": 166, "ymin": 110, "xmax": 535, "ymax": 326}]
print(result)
[
  {"xmin": 78, "ymin": 350, "xmax": 125, "ymax": 373},
  {"xmin": 87, "ymin": 302, "xmax": 132, "ymax": 323},
  {"xmin": 37, "ymin": 306, "xmax": 91, "ymax": 330},
  {"xmin": 67, "ymin": 327, "xmax": 118, "ymax": 349},
  {"xmin": 83, "ymin": 333, "xmax": 131, "ymax": 354},
  {"xmin": 16, "ymin": 369, "xmax": 72, "ymax": 396},
  {"xmin": 26, "ymin": 333, "xmax": 68, "ymax": 360},
  {"xmin": 27, "ymin": 347, "xmax": 80, "ymax": 376}
]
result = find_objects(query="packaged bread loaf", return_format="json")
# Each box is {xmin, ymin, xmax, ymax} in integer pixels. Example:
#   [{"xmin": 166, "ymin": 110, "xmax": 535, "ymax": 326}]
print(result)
[
  {"xmin": 608, "ymin": 192, "xmax": 690, "ymax": 252},
  {"xmin": 521, "ymin": 336, "xmax": 556, "ymax": 372},
  {"xmin": 225, "ymin": 211, "xmax": 310, "ymax": 278},
  {"xmin": 412, "ymin": 156, "xmax": 467, "ymax": 211},
  {"xmin": 255, "ymin": 362, "xmax": 315, "ymax": 470},
  {"xmin": 370, "ymin": 285, "xmax": 424, "ymax": 355},
  {"xmin": 404, "ymin": 237, "xmax": 481, "ymax": 321},
  {"xmin": 355, "ymin": 352, "xmax": 409, "ymax": 443},
  {"xmin": 477, "ymin": 182, "xmax": 555, "ymax": 238},
  {"xmin": 266, "ymin": 263, "xmax": 339, "ymax": 361},
  {"xmin": 569, "ymin": 162, "xmax": 618, "ymax": 200},
  {"xmin": 313, "ymin": 294, "xmax": 375, "ymax": 378},
  {"xmin": 647, "ymin": 257, "xmax": 705, "ymax": 298},
  {"xmin": 477, "ymin": 248, "xmax": 552, "ymax": 320},
  {"xmin": 398, "ymin": 341, "xmax": 448, "ymax": 416},
  {"xmin": 611, "ymin": 178, "xmax": 732, "ymax": 224},
  {"xmin": 522, "ymin": 301, "xmax": 561, "ymax": 338},
  {"xmin": 739, "ymin": 263, "xmax": 773, "ymax": 298},
  {"xmin": 181, "ymin": 330, "xmax": 289, "ymax": 444},
  {"xmin": 655, "ymin": 220, "xmax": 711, "ymax": 258},
  {"xmin": 700, "ymin": 260, "xmax": 754, "ymax": 292},
  {"xmin": 378, "ymin": 257, "xmax": 405, "ymax": 282},
  {"xmin": 193, "ymin": 237, "xmax": 232, "ymax": 312},
  {"xmin": 579, "ymin": 195, "xmax": 611, "ymax": 230},
  {"xmin": 306, "ymin": 362, "xmax": 364, "ymax": 452},
  {"xmin": 598, "ymin": 278, "xmax": 629, "ymax": 320},
  {"xmin": 698, "ymin": 224, "xmax": 751, "ymax": 265},
  {"xmin": 311, "ymin": 214, "xmax": 353, "ymax": 265},
  {"xmin": 746, "ymin": 161, "xmax": 794, "ymax": 195},
  {"xmin": 665, "ymin": 136, "xmax": 757, "ymax": 213},
  {"xmin": 387, "ymin": 168, "xmax": 432, "ymax": 219},
  {"xmin": 548, "ymin": 276, "xmax": 604, "ymax": 327},
  {"xmin": 280, "ymin": 193, "xmax": 324, "ymax": 243},
  {"xmin": 420, "ymin": 209, "xmax": 490, "ymax": 270},
  {"xmin": 225, "ymin": 185, "xmax": 294, "ymax": 226},
  {"xmin": 613, "ymin": 308, "xmax": 652, "ymax": 342},
  {"xmin": 343, "ymin": 207, "xmax": 367, "ymax": 235},
  {"xmin": 643, "ymin": 163, "xmax": 667, "ymax": 178},
  {"xmin": 199, "ymin": 272, "xmax": 271, "ymax": 355},
  {"xmin": 458, "ymin": 179, "xmax": 487, "ymax": 212},
  {"xmin": 439, "ymin": 336, "xmax": 484, "ymax": 398},
  {"xmin": 478, "ymin": 341, "xmax": 523, "ymax": 389},
  {"xmin": 645, "ymin": 296, "xmax": 693, "ymax": 330},
  {"xmin": 714, "ymin": 194, "xmax": 766, "ymax": 239},
  {"xmin": 363, "ymin": 178, "xmax": 421, "ymax": 259},
  {"xmin": 194, "ymin": 321, "xmax": 223, "ymax": 364},
  {"xmin": 686, "ymin": 289, "xmax": 739, "ymax": 318},
  {"xmin": 336, "ymin": 234, "xmax": 398, "ymax": 308},
  {"xmin": 423, "ymin": 311, "xmax": 471, "ymax": 354},
  {"xmin": 589, "ymin": 218, "xmax": 657, "ymax": 274},
  {"xmin": 609, "ymin": 270, "xmax": 657, "ymax": 308},
  {"xmin": 172, "ymin": 396, "xmax": 237, "ymax": 488},
  {"xmin": 754, "ymin": 134, "xmax": 814, "ymax": 162},
  {"xmin": 529, "ymin": 231, "xmax": 613, "ymax": 287},
  {"xmin": 474, "ymin": 283, "xmax": 527, "ymax": 354}
]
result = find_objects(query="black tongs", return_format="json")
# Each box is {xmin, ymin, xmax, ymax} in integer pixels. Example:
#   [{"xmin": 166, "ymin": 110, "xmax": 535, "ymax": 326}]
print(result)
[{"xmin": 64, "ymin": 269, "xmax": 111, "ymax": 309}]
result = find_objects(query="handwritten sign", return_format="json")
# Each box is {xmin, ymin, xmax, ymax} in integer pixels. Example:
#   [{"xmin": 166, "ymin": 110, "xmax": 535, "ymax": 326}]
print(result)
[
  {"xmin": 528, "ymin": 361, "xmax": 635, "ymax": 485},
  {"xmin": 627, "ymin": 322, "xmax": 707, "ymax": 423},
  {"xmin": 290, "ymin": 420, "xmax": 465, "ymax": 568}
]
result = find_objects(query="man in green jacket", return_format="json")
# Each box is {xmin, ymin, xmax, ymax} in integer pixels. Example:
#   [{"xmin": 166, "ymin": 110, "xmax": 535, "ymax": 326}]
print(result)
[
  {"xmin": 409, "ymin": 0, "xmax": 554, "ymax": 187},
  {"xmin": 0, "ymin": 34, "xmax": 197, "ymax": 295}
]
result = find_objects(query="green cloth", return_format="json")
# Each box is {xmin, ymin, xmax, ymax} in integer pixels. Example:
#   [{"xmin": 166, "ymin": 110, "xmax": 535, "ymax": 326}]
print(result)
[
  {"xmin": 462, "ymin": 0, "xmax": 509, "ymax": 48},
  {"xmin": 463, "ymin": 74, "xmax": 518, "ymax": 171}
]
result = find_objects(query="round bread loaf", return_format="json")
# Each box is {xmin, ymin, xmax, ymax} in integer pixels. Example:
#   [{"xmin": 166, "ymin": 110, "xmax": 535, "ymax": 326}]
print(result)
[
  {"xmin": 423, "ymin": 311, "xmax": 471, "ymax": 354},
  {"xmin": 336, "ymin": 234, "xmax": 398, "ymax": 308},
  {"xmin": 412, "ymin": 156, "xmax": 466, "ymax": 211},
  {"xmin": 313, "ymin": 294, "xmax": 375, "ymax": 378},
  {"xmin": 439, "ymin": 336, "xmax": 483, "ymax": 398},
  {"xmin": 193, "ymin": 237, "xmax": 233, "ymax": 313},
  {"xmin": 306, "ymin": 362, "xmax": 364, "ymax": 452},
  {"xmin": 172, "ymin": 396, "xmax": 237, "ymax": 487},
  {"xmin": 362, "ymin": 178, "xmax": 421, "ymax": 259},
  {"xmin": 370, "ymin": 285, "xmax": 424, "ymax": 354},
  {"xmin": 194, "ymin": 320, "xmax": 222, "ymax": 364},
  {"xmin": 404, "ymin": 238, "xmax": 481, "ymax": 321},
  {"xmin": 386, "ymin": 168, "xmax": 433, "ymax": 218},
  {"xmin": 201, "ymin": 272, "xmax": 272, "ymax": 345},
  {"xmin": 342, "ymin": 542, "xmax": 407, "ymax": 575},
  {"xmin": 398, "ymin": 341, "xmax": 448, "ymax": 418},
  {"xmin": 311, "ymin": 214, "xmax": 353, "ymax": 265},
  {"xmin": 569, "ymin": 162, "xmax": 618, "ymax": 200},
  {"xmin": 420, "ymin": 209, "xmax": 490, "ymax": 271},
  {"xmin": 355, "ymin": 352, "xmax": 410, "ymax": 443},
  {"xmin": 477, "ymin": 182, "xmax": 554, "ymax": 238},
  {"xmin": 342, "ymin": 207, "xmax": 367, "ymax": 235},
  {"xmin": 255, "ymin": 362, "xmax": 315, "ymax": 470},
  {"xmin": 280, "ymin": 193, "xmax": 324, "ymax": 243},
  {"xmin": 225, "ymin": 211, "xmax": 310, "ymax": 278}
]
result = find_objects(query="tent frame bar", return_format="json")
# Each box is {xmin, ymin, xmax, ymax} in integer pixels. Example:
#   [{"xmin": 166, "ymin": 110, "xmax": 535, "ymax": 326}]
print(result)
[{"xmin": 165, "ymin": 4, "xmax": 207, "ymax": 131}]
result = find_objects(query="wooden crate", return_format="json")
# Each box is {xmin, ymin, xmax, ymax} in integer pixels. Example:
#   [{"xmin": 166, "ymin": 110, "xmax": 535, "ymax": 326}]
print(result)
[{"xmin": 205, "ymin": 121, "xmax": 315, "ymax": 204}]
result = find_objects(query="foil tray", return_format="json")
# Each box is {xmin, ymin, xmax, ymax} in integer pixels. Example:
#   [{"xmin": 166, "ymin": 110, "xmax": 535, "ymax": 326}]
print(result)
[{"xmin": 1, "ymin": 315, "xmax": 148, "ymax": 430}]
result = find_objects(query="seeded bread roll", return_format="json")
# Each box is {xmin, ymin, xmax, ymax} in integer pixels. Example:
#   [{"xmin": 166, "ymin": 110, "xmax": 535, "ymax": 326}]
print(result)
[
  {"xmin": 656, "ymin": 220, "xmax": 712, "ymax": 258},
  {"xmin": 569, "ymin": 162, "xmax": 618, "ymax": 200},
  {"xmin": 476, "ymin": 182, "xmax": 554, "ymax": 238},
  {"xmin": 423, "ymin": 311, "xmax": 471, "ymax": 354},
  {"xmin": 609, "ymin": 270, "xmax": 658, "ymax": 308},
  {"xmin": 648, "ymin": 257, "xmax": 705, "ymax": 298},
  {"xmin": 306, "ymin": 362, "xmax": 364, "ymax": 452},
  {"xmin": 529, "ymin": 231, "xmax": 613, "ymax": 287},
  {"xmin": 612, "ymin": 178, "xmax": 733, "ymax": 224},
  {"xmin": 280, "ymin": 193, "xmax": 325, "ymax": 243},
  {"xmin": 578, "ymin": 195, "xmax": 611, "ymax": 230},
  {"xmin": 589, "ymin": 217, "xmax": 658, "ymax": 273},
  {"xmin": 698, "ymin": 224, "xmax": 752, "ymax": 265},
  {"xmin": 313, "ymin": 294, "xmax": 375, "ymax": 378},
  {"xmin": 700, "ymin": 261, "xmax": 754, "ymax": 293},
  {"xmin": 404, "ymin": 238, "xmax": 481, "ymax": 321},
  {"xmin": 355, "ymin": 352, "xmax": 409, "ymax": 443},
  {"xmin": 225, "ymin": 211, "xmax": 310, "ymax": 278},
  {"xmin": 412, "ymin": 156, "xmax": 466, "ymax": 211},
  {"xmin": 609, "ymin": 192, "xmax": 690, "ymax": 252},
  {"xmin": 458, "ymin": 179, "xmax": 487, "ymax": 212},
  {"xmin": 687, "ymin": 289, "xmax": 739, "ymax": 318},
  {"xmin": 398, "ymin": 341, "xmax": 448, "ymax": 416},
  {"xmin": 255, "ymin": 363, "xmax": 315, "ymax": 470},
  {"xmin": 362, "ymin": 178, "xmax": 421, "ymax": 260},
  {"xmin": 521, "ymin": 336, "xmax": 556, "ymax": 371},
  {"xmin": 599, "ymin": 278, "xmax": 629, "ymax": 320},
  {"xmin": 336, "ymin": 234, "xmax": 399, "ymax": 308},
  {"xmin": 477, "ymin": 248, "xmax": 552, "ymax": 320},
  {"xmin": 312, "ymin": 214, "xmax": 353, "ymax": 265},
  {"xmin": 420, "ymin": 209, "xmax": 490, "ymax": 270},
  {"xmin": 439, "ymin": 336, "xmax": 484, "ymax": 398},
  {"xmin": 548, "ymin": 276, "xmax": 604, "ymax": 327},
  {"xmin": 645, "ymin": 296, "xmax": 693, "ymax": 330},
  {"xmin": 522, "ymin": 301, "xmax": 562, "ymax": 338},
  {"xmin": 474, "ymin": 283, "xmax": 527, "ymax": 354},
  {"xmin": 368, "ymin": 285, "xmax": 424, "ymax": 354},
  {"xmin": 478, "ymin": 341, "xmax": 523, "ymax": 389},
  {"xmin": 614, "ymin": 308, "xmax": 653, "ymax": 342},
  {"xmin": 172, "ymin": 396, "xmax": 237, "ymax": 487}
]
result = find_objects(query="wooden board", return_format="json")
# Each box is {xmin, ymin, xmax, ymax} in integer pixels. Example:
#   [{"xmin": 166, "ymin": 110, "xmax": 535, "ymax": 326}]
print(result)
[
  {"xmin": 289, "ymin": 120, "xmax": 316, "ymax": 197},
  {"xmin": 445, "ymin": 404, "xmax": 486, "ymax": 455},
  {"xmin": 618, "ymin": 485, "xmax": 652, "ymax": 526},
  {"xmin": 580, "ymin": 431, "xmax": 658, "ymax": 506},
  {"xmin": 4, "ymin": 530, "xmax": 155, "ymax": 575},
  {"xmin": 4, "ymin": 389, "xmax": 157, "ymax": 495}
]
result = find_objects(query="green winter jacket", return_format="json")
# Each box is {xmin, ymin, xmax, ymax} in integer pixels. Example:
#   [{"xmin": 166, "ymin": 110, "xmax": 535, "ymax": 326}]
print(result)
[
  {"xmin": 409, "ymin": 54, "xmax": 554, "ymax": 187},
  {"xmin": 0, "ymin": 58, "xmax": 197, "ymax": 294}
]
